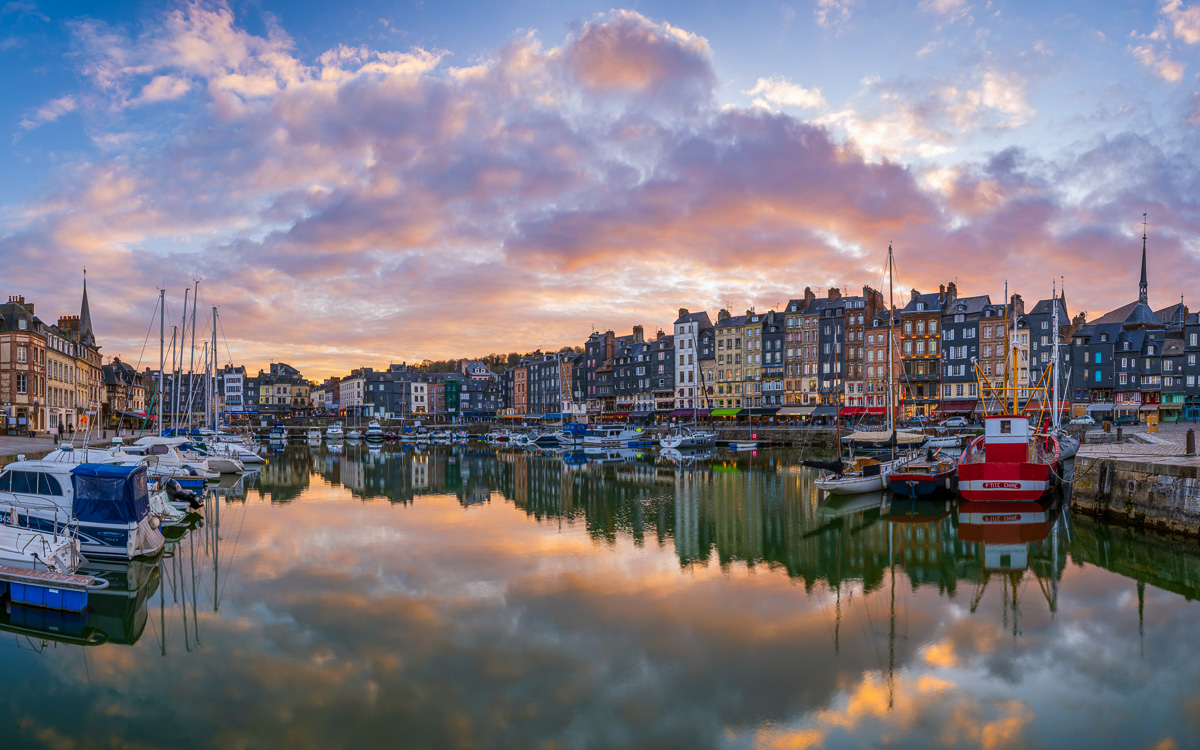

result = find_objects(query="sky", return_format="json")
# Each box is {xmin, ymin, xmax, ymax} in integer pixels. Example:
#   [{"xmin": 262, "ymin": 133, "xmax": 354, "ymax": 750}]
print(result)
[{"xmin": 2, "ymin": 0, "xmax": 1200, "ymax": 379}]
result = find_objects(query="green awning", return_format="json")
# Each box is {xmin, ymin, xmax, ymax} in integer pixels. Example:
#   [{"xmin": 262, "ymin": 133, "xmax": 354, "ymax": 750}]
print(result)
[{"xmin": 709, "ymin": 408, "xmax": 742, "ymax": 417}]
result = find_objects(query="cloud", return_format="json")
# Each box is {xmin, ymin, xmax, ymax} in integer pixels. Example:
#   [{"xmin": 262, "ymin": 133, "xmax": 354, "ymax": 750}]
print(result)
[
  {"xmin": 564, "ymin": 10, "xmax": 715, "ymax": 114},
  {"xmin": 1130, "ymin": 42, "xmax": 1185, "ymax": 82},
  {"xmin": 131, "ymin": 74, "xmax": 191, "ymax": 105},
  {"xmin": 818, "ymin": 70, "xmax": 1035, "ymax": 161},
  {"xmin": 743, "ymin": 76, "xmax": 826, "ymax": 110},
  {"xmin": 814, "ymin": 0, "xmax": 854, "ymax": 29},
  {"xmin": 18, "ymin": 94, "xmax": 77, "ymax": 130},
  {"xmin": 1163, "ymin": 0, "xmax": 1200, "ymax": 44}
]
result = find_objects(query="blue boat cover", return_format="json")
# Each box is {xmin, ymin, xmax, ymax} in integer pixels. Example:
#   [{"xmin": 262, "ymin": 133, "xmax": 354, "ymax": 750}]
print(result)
[{"xmin": 70, "ymin": 464, "xmax": 151, "ymax": 524}]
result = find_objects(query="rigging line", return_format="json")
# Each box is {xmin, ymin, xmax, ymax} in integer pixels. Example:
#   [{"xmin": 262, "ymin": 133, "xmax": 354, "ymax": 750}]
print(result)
[
  {"xmin": 218, "ymin": 311, "xmax": 234, "ymax": 367},
  {"xmin": 132, "ymin": 294, "xmax": 162, "ymax": 372}
]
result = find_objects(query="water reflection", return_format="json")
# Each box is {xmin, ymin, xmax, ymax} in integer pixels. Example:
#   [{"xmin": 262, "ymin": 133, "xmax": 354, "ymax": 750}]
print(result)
[{"xmin": 1, "ymin": 444, "xmax": 1199, "ymax": 749}]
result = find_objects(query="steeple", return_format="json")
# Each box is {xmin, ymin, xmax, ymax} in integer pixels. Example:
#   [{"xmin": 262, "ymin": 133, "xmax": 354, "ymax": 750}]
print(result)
[
  {"xmin": 80, "ymin": 268, "xmax": 95, "ymax": 346},
  {"xmin": 1139, "ymin": 213, "xmax": 1148, "ymax": 305}
]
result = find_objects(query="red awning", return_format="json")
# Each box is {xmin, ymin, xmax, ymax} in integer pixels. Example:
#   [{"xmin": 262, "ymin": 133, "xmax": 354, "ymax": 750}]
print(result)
[
  {"xmin": 935, "ymin": 401, "xmax": 976, "ymax": 413},
  {"xmin": 839, "ymin": 407, "xmax": 865, "ymax": 416},
  {"xmin": 865, "ymin": 407, "xmax": 886, "ymax": 415},
  {"xmin": 606, "ymin": 412, "xmax": 630, "ymax": 418}
]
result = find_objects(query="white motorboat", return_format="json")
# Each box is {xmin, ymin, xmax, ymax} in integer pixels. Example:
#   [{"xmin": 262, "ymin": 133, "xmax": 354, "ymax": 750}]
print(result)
[
  {"xmin": 0, "ymin": 521, "xmax": 83, "ymax": 574},
  {"xmin": 347, "ymin": 429, "xmax": 363, "ymax": 440},
  {"xmin": 326, "ymin": 423, "xmax": 345, "ymax": 441},
  {"xmin": 583, "ymin": 426, "xmax": 646, "ymax": 447},
  {"xmin": 306, "ymin": 428, "xmax": 322, "ymax": 442},
  {"xmin": 728, "ymin": 441, "xmax": 759, "ymax": 451},
  {"xmin": 364, "ymin": 421, "xmax": 385, "ymax": 442},
  {"xmin": 0, "ymin": 461, "xmax": 165, "ymax": 560},
  {"xmin": 659, "ymin": 426, "xmax": 717, "ymax": 450},
  {"xmin": 132, "ymin": 436, "xmax": 219, "ymax": 480}
]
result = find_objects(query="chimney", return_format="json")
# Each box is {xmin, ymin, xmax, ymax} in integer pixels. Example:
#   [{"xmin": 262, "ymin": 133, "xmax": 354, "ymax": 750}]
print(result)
[
  {"xmin": 633, "ymin": 325, "xmax": 644, "ymax": 342},
  {"xmin": 827, "ymin": 287, "xmax": 841, "ymax": 300},
  {"xmin": 911, "ymin": 289, "xmax": 920, "ymax": 302},
  {"xmin": 717, "ymin": 309, "xmax": 731, "ymax": 321},
  {"xmin": 1073, "ymin": 311, "xmax": 1087, "ymax": 327},
  {"xmin": 939, "ymin": 284, "xmax": 946, "ymax": 300},
  {"xmin": 946, "ymin": 282, "xmax": 957, "ymax": 302},
  {"xmin": 804, "ymin": 287, "xmax": 816, "ymax": 305},
  {"xmin": 678, "ymin": 308, "xmax": 688, "ymax": 320},
  {"xmin": 1010, "ymin": 293, "xmax": 1025, "ymax": 317}
]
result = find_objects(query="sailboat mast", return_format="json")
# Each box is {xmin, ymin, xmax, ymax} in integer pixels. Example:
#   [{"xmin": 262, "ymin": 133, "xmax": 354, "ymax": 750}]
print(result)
[
  {"xmin": 212, "ymin": 306, "xmax": 218, "ymax": 431},
  {"xmin": 158, "ymin": 289, "xmax": 165, "ymax": 437},
  {"xmin": 1009, "ymin": 281, "xmax": 1018, "ymax": 414},
  {"xmin": 1052, "ymin": 281, "xmax": 1060, "ymax": 430},
  {"xmin": 887, "ymin": 244, "xmax": 895, "ymax": 439},
  {"xmin": 187, "ymin": 280, "xmax": 199, "ymax": 429}
]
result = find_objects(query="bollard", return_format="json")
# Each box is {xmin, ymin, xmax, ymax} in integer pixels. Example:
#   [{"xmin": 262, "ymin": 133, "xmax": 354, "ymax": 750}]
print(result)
[
  {"xmin": 1117, "ymin": 427, "xmax": 1123, "ymax": 442},
  {"xmin": 1188, "ymin": 429, "xmax": 1196, "ymax": 457}
]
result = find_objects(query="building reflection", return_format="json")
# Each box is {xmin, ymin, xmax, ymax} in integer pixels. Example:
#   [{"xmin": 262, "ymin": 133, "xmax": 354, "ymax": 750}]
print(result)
[{"xmin": 289, "ymin": 444, "xmax": 1200, "ymax": 608}]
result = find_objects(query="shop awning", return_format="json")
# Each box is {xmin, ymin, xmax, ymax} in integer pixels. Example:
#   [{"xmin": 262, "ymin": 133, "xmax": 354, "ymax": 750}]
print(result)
[
  {"xmin": 668, "ymin": 409, "xmax": 708, "ymax": 418},
  {"xmin": 1139, "ymin": 404, "xmax": 1160, "ymax": 412},
  {"xmin": 778, "ymin": 406, "xmax": 816, "ymax": 416},
  {"xmin": 839, "ymin": 407, "xmax": 865, "ymax": 416},
  {"xmin": 540, "ymin": 413, "xmax": 563, "ymax": 420},
  {"xmin": 1114, "ymin": 404, "xmax": 1140, "ymax": 412},
  {"xmin": 630, "ymin": 410, "xmax": 654, "ymax": 417},
  {"xmin": 746, "ymin": 407, "xmax": 780, "ymax": 416},
  {"xmin": 1159, "ymin": 402, "xmax": 1183, "ymax": 410},
  {"xmin": 709, "ymin": 408, "xmax": 741, "ymax": 417},
  {"xmin": 812, "ymin": 405, "xmax": 838, "ymax": 417},
  {"xmin": 865, "ymin": 407, "xmax": 886, "ymax": 415},
  {"xmin": 1086, "ymin": 403, "xmax": 1115, "ymax": 413},
  {"xmin": 935, "ymin": 400, "xmax": 976, "ymax": 413},
  {"xmin": 606, "ymin": 412, "xmax": 631, "ymax": 418}
]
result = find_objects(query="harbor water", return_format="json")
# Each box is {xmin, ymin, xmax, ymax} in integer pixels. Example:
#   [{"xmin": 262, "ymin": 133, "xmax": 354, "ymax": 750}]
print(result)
[{"xmin": 2, "ymin": 442, "xmax": 1199, "ymax": 749}]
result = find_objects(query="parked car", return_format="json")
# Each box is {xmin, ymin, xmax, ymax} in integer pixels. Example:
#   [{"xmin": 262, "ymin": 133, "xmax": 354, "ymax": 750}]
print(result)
[
  {"xmin": 941, "ymin": 416, "xmax": 969, "ymax": 428},
  {"xmin": 1068, "ymin": 415, "xmax": 1096, "ymax": 426}
]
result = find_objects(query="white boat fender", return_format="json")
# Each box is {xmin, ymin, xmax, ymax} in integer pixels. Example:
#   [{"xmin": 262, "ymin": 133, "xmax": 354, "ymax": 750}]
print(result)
[{"xmin": 87, "ymin": 577, "xmax": 110, "ymax": 590}]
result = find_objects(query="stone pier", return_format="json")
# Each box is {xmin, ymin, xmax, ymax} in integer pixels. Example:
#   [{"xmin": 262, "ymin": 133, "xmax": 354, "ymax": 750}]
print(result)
[{"xmin": 1071, "ymin": 430, "xmax": 1200, "ymax": 537}]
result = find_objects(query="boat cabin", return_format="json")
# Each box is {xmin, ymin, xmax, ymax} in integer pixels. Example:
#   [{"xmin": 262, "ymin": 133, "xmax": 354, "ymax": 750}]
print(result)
[{"xmin": 982, "ymin": 414, "xmax": 1031, "ymax": 462}]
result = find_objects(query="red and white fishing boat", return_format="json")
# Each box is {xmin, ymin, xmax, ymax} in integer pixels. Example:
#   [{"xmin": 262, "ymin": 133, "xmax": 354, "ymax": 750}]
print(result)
[
  {"xmin": 958, "ymin": 283, "xmax": 1062, "ymax": 502},
  {"xmin": 958, "ymin": 415, "xmax": 1060, "ymax": 501}
]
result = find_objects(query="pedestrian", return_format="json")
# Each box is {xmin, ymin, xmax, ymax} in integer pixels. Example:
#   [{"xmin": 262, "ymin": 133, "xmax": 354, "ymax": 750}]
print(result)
[{"xmin": 57, "ymin": 423, "xmax": 64, "ymax": 443}]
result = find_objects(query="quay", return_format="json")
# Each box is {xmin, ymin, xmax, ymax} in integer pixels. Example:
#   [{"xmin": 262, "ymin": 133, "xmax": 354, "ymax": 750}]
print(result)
[{"xmin": 1071, "ymin": 423, "xmax": 1200, "ymax": 538}]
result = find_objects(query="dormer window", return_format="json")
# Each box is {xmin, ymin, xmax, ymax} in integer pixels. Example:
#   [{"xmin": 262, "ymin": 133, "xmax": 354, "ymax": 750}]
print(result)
[
  {"xmin": 1148, "ymin": 345, "xmax": 1156, "ymax": 355},
  {"xmin": 954, "ymin": 314, "xmax": 964, "ymax": 323},
  {"xmin": 1101, "ymin": 333, "xmax": 1108, "ymax": 342},
  {"xmin": 1123, "ymin": 341, "xmax": 1130, "ymax": 350},
  {"xmin": 916, "ymin": 303, "xmax": 925, "ymax": 312}
]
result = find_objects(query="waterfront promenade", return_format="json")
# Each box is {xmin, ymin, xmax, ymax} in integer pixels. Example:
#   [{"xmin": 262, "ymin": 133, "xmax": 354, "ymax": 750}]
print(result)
[{"xmin": 0, "ymin": 433, "xmax": 111, "ymax": 459}]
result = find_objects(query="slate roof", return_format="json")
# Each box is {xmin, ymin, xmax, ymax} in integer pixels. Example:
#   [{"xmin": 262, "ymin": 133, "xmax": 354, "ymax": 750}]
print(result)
[{"xmin": 946, "ymin": 294, "xmax": 991, "ymax": 316}]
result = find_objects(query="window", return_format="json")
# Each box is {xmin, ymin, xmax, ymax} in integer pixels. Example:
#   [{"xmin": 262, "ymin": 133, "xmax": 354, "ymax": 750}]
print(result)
[
  {"xmin": 16, "ymin": 345, "xmax": 26, "ymax": 363},
  {"xmin": 16, "ymin": 374, "xmax": 27, "ymax": 394},
  {"xmin": 1095, "ymin": 371, "xmax": 1102, "ymax": 383},
  {"xmin": 1095, "ymin": 352, "xmax": 1102, "ymax": 364},
  {"xmin": 1119, "ymin": 374, "xmax": 1128, "ymax": 385},
  {"xmin": 904, "ymin": 321, "xmax": 912, "ymax": 334}
]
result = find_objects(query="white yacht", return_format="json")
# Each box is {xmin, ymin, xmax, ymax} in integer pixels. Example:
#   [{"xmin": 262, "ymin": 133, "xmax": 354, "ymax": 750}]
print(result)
[
  {"xmin": 364, "ymin": 421, "xmax": 385, "ymax": 442},
  {"xmin": 326, "ymin": 423, "xmax": 345, "ymax": 441},
  {"xmin": 0, "ymin": 461, "xmax": 165, "ymax": 560},
  {"xmin": 131, "ymin": 436, "xmax": 218, "ymax": 479},
  {"xmin": 583, "ymin": 426, "xmax": 646, "ymax": 447},
  {"xmin": 659, "ymin": 426, "xmax": 717, "ymax": 450}
]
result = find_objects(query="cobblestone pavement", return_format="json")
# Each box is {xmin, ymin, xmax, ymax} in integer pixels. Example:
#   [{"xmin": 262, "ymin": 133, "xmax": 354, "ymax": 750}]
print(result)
[
  {"xmin": 0, "ymin": 434, "xmax": 111, "ymax": 458},
  {"xmin": 1080, "ymin": 421, "xmax": 1200, "ymax": 463}
]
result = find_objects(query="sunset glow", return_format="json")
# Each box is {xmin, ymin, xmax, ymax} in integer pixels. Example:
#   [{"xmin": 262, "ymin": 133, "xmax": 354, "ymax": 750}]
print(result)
[{"xmin": 2, "ymin": 1, "xmax": 1197, "ymax": 378}]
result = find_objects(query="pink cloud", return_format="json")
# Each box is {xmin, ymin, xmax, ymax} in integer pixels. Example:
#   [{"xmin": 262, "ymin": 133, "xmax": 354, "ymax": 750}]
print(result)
[{"xmin": 4, "ymin": 5, "xmax": 1200, "ymax": 380}]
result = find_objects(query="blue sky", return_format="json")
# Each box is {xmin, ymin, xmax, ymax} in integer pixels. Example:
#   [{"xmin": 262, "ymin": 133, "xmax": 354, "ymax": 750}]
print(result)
[{"xmin": 2, "ymin": 1, "xmax": 1199, "ymax": 375}]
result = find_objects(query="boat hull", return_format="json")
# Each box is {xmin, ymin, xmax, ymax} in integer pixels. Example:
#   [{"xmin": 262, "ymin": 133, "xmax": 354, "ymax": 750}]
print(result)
[
  {"xmin": 888, "ymin": 470, "xmax": 955, "ymax": 497},
  {"xmin": 958, "ymin": 461, "xmax": 1056, "ymax": 502}
]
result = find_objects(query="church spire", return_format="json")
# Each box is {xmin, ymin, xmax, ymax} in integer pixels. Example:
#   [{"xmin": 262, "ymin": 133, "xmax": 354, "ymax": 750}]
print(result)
[
  {"xmin": 80, "ymin": 268, "xmax": 95, "ymax": 346},
  {"xmin": 1139, "ymin": 213, "xmax": 1148, "ymax": 305}
]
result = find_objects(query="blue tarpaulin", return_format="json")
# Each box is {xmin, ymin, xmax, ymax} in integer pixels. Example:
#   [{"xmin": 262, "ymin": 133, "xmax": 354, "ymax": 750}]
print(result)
[{"xmin": 70, "ymin": 464, "xmax": 150, "ymax": 524}]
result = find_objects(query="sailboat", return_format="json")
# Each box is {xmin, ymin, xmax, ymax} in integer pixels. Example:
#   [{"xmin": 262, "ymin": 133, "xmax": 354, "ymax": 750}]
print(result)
[
  {"xmin": 815, "ymin": 245, "xmax": 913, "ymax": 495},
  {"xmin": 1048, "ymin": 282, "xmax": 1079, "ymax": 459}
]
